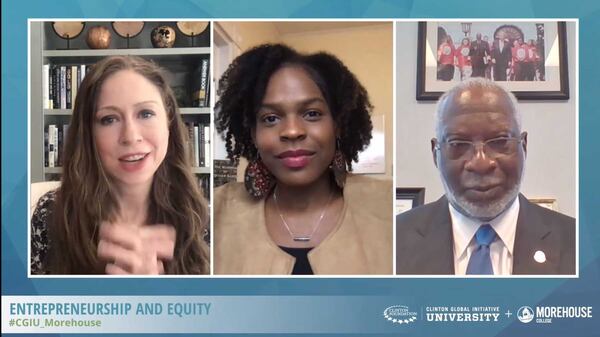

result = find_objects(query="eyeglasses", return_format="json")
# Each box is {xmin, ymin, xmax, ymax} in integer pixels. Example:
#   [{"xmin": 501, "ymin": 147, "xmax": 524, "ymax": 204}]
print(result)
[{"xmin": 436, "ymin": 136, "xmax": 524, "ymax": 160}]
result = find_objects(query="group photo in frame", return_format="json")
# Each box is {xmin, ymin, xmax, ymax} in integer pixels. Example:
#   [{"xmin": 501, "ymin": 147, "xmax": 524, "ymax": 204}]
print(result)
[{"xmin": 416, "ymin": 20, "xmax": 569, "ymax": 100}]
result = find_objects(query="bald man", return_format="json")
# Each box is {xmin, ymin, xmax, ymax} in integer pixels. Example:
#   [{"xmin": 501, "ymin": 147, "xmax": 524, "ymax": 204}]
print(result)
[{"xmin": 396, "ymin": 78, "xmax": 575, "ymax": 275}]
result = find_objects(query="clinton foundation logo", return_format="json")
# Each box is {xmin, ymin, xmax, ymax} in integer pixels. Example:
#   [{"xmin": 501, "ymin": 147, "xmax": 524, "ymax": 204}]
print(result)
[{"xmin": 383, "ymin": 305, "xmax": 417, "ymax": 325}]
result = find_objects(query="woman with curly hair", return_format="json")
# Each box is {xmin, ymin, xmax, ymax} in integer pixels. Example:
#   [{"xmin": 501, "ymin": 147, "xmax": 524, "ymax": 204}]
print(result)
[
  {"xmin": 214, "ymin": 44, "xmax": 392, "ymax": 275},
  {"xmin": 31, "ymin": 56, "xmax": 210, "ymax": 274}
]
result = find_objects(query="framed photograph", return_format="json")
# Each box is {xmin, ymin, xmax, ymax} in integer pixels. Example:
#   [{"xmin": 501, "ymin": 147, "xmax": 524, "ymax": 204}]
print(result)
[
  {"xmin": 529, "ymin": 198, "xmax": 559, "ymax": 212},
  {"xmin": 395, "ymin": 188, "xmax": 425, "ymax": 215},
  {"xmin": 416, "ymin": 21, "xmax": 569, "ymax": 100}
]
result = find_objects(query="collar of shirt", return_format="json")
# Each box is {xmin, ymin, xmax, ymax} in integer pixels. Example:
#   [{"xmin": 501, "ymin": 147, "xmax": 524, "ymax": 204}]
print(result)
[{"xmin": 449, "ymin": 196, "xmax": 520, "ymax": 267}]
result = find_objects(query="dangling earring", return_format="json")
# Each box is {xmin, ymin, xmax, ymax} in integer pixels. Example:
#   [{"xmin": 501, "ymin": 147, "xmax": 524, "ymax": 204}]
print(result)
[
  {"xmin": 244, "ymin": 157, "xmax": 275, "ymax": 198},
  {"xmin": 330, "ymin": 138, "xmax": 347, "ymax": 189}
]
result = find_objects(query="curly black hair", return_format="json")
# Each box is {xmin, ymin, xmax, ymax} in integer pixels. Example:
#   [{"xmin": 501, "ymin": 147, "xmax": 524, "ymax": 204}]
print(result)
[{"xmin": 215, "ymin": 44, "xmax": 373, "ymax": 170}]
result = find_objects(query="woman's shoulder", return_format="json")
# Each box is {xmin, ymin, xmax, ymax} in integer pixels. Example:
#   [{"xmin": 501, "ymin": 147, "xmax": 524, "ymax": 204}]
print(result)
[
  {"xmin": 31, "ymin": 189, "xmax": 58, "ymax": 275},
  {"xmin": 32, "ymin": 189, "xmax": 58, "ymax": 219}
]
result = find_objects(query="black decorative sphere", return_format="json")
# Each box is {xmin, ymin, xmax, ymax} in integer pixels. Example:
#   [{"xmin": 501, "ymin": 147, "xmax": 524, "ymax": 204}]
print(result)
[{"xmin": 151, "ymin": 25, "xmax": 176, "ymax": 48}]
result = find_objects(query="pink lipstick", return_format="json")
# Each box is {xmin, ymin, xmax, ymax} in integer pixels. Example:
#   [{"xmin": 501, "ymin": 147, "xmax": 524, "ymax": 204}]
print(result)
[{"xmin": 277, "ymin": 149, "xmax": 315, "ymax": 169}]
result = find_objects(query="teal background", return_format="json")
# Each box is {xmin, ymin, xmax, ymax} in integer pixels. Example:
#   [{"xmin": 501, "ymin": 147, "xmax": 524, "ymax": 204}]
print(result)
[{"xmin": 2, "ymin": 0, "xmax": 599, "ymax": 335}]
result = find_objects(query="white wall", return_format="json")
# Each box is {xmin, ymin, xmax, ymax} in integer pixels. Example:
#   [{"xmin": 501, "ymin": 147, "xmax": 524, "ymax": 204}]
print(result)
[{"xmin": 395, "ymin": 22, "xmax": 577, "ymax": 218}]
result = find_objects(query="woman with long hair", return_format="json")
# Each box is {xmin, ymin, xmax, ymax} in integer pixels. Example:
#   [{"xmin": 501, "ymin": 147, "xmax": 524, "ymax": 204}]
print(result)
[
  {"xmin": 214, "ymin": 44, "xmax": 392, "ymax": 275},
  {"xmin": 31, "ymin": 56, "xmax": 210, "ymax": 274}
]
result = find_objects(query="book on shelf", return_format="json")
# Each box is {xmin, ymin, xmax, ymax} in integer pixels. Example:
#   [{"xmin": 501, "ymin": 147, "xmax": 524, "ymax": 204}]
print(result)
[
  {"xmin": 52, "ymin": 66, "xmax": 59, "ymax": 109},
  {"xmin": 71, "ymin": 65, "xmax": 78, "ymax": 108},
  {"xmin": 185, "ymin": 122, "xmax": 194, "ymax": 166},
  {"xmin": 42, "ymin": 64, "xmax": 50, "ymax": 109},
  {"xmin": 193, "ymin": 125, "xmax": 200, "ymax": 167},
  {"xmin": 60, "ymin": 66, "xmax": 66, "ymax": 109},
  {"xmin": 203, "ymin": 124, "xmax": 210, "ymax": 167},
  {"xmin": 57, "ymin": 126, "xmax": 63, "ymax": 166},
  {"xmin": 47, "ymin": 125, "xmax": 56, "ymax": 168},
  {"xmin": 199, "ymin": 123, "xmax": 205, "ymax": 167},
  {"xmin": 192, "ymin": 58, "xmax": 210, "ymax": 108},
  {"xmin": 66, "ymin": 66, "xmax": 72, "ymax": 109},
  {"xmin": 44, "ymin": 129, "xmax": 49, "ymax": 167}
]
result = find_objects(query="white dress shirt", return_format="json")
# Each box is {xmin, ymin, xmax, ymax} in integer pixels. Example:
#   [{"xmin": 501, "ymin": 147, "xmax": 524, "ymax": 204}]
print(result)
[{"xmin": 449, "ymin": 198, "xmax": 520, "ymax": 275}]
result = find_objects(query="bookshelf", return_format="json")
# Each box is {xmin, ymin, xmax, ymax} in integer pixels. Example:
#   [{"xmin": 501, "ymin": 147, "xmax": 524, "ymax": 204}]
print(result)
[{"xmin": 30, "ymin": 21, "xmax": 211, "ymax": 198}]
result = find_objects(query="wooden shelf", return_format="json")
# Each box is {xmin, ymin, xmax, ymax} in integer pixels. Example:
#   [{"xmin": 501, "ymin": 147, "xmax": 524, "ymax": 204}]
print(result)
[
  {"xmin": 192, "ymin": 167, "xmax": 210, "ymax": 174},
  {"xmin": 180, "ymin": 107, "xmax": 211, "ymax": 115},
  {"xmin": 44, "ymin": 167, "xmax": 62, "ymax": 174},
  {"xmin": 43, "ymin": 47, "xmax": 210, "ymax": 58}
]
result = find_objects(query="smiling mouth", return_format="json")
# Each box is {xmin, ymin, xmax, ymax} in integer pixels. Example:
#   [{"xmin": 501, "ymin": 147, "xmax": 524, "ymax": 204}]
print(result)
[
  {"xmin": 469, "ymin": 185, "xmax": 500, "ymax": 192},
  {"xmin": 276, "ymin": 150, "xmax": 315, "ymax": 169},
  {"xmin": 119, "ymin": 153, "xmax": 149, "ymax": 162},
  {"xmin": 276, "ymin": 149, "xmax": 316, "ymax": 158}
]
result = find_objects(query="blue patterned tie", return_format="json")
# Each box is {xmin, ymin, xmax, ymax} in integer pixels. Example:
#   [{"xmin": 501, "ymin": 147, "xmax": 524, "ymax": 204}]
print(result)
[{"xmin": 466, "ymin": 224, "xmax": 497, "ymax": 275}]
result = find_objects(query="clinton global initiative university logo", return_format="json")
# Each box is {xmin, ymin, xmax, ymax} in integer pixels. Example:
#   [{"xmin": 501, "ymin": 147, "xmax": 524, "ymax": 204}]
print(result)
[
  {"xmin": 383, "ymin": 305, "xmax": 417, "ymax": 325},
  {"xmin": 517, "ymin": 306, "xmax": 535, "ymax": 323}
]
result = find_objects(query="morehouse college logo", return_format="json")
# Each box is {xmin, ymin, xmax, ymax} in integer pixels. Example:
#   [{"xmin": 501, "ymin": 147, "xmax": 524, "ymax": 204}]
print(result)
[
  {"xmin": 517, "ymin": 306, "xmax": 535, "ymax": 323},
  {"xmin": 383, "ymin": 305, "xmax": 417, "ymax": 325}
]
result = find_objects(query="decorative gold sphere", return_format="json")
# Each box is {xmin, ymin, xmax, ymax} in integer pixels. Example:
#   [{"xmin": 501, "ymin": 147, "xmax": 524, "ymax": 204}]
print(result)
[{"xmin": 86, "ymin": 26, "xmax": 111, "ymax": 49}]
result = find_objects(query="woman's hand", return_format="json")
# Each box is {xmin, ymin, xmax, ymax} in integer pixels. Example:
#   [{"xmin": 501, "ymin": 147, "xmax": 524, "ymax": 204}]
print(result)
[{"xmin": 97, "ymin": 222, "xmax": 176, "ymax": 275}]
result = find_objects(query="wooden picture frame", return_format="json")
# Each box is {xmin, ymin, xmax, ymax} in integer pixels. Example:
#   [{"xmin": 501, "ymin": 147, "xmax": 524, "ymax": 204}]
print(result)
[
  {"xmin": 529, "ymin": 198, "xmax": 559, "ymax": 212},
  {"xmin": 416, "ymin": 21, "xmax": 569, "ymax": 101},
  {"xmin": 395, "ymin": 188, "xmax": 425, "ymax": 215}
]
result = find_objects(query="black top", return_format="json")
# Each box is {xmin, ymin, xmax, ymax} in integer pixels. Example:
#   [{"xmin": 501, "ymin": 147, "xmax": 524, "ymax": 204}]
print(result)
[
  {"xmin": 31, "ymin": 190, "xmax": 56, "ymax": 275},
  {"xmin": 279, "ymin": 246, "xmax": 314, "ymax": 275}
]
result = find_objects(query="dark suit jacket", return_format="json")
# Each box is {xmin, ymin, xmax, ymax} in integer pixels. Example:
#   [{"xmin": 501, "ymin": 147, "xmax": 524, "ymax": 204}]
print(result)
[
  {"xmin": 491, "ymin": 40, "xmax": 512, "ymax": 67},
  {"xmin": 396, "ymin": 194, "xmax": 575, "ymax": 275},
  {"xmin": 469, "ymin": 40, "xmax": 490, "ymax": 69}
]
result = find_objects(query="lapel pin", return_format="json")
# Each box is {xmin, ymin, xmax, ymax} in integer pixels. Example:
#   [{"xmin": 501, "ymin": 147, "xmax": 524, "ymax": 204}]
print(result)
[{"xmin": 534, "ymin": 250, "xmax": 546, "ymax": 263}]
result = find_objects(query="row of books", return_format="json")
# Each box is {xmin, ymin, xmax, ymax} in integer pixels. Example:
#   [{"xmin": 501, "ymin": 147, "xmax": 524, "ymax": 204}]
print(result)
[
  {"xmin": 43, "ymin": 60, "xmax": 211, "ymax": 109},
  {"xmin": 45, "ymin": 124, "xmax": 69, "ymax": 167},
  {"xmin": 42, "ymin": 64, "xmax": 89, "ymax": 110},
  {"xmin": 185, "ymin": 122, "xmax": 211, "ymax": 167},
  {"xmin": 45, "ymin": 122, "xmax": 212, "ymax": 170}
]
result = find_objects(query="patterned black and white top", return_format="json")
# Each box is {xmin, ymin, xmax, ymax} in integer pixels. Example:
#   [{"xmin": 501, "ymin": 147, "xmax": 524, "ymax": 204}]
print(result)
[
  {"xmin": 30, "ymin": 190, "xmax": 57, "ymax": 275},
  {"xmin": 30, "ymin": 190, "xmax": 211, "ymax": 275}
]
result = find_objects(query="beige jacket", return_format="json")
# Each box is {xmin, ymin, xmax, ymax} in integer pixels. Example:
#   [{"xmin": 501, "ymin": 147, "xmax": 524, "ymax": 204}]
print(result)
[{"xmin": 214, "ymin": 174, "xmax": 393, "ymax": 275}]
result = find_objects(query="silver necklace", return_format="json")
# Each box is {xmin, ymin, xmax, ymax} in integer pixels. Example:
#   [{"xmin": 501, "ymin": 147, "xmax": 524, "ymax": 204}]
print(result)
[{"xmin": 272, "ymin": 186, "xmax": 334, "ymax": 242}]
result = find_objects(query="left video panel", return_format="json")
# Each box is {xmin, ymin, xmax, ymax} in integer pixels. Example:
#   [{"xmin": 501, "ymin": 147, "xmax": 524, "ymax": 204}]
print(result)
[{"xmin": 29, "ymin": 20, "xmax": 212, "ymax": 275}]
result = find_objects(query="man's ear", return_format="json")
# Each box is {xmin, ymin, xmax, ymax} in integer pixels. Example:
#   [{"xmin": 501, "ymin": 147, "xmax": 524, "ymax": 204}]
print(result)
[
  {"xmin": 521, "ymin": 131, "xmax": 528, "ymax": 156},
  {"xmin": 431, "ymin": 138, "xmax": 439, "ymax": 168}
]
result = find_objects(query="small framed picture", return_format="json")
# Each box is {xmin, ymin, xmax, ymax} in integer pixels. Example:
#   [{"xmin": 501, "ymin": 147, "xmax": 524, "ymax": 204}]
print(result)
[
  {"xmin": 529, "ymin": 198, "xmax": 558, "ymax": 211},
  {"xmin": 416, "ymin": 20, "xmax": 569, "ymax": 100},
  {"xmin": 395, "ymin": 188, "xmax": 425, "ymax": 215}
]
